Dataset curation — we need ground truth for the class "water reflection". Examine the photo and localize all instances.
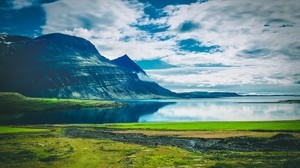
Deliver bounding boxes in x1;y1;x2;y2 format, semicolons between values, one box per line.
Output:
139;97;300;122
0;96;299;125
0;101;175;125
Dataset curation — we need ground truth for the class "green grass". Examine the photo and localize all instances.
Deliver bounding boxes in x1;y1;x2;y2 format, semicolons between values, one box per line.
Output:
0;127;299;168
0;126;47;134
0;92;121;113
103;120;300;131
0;133;203;168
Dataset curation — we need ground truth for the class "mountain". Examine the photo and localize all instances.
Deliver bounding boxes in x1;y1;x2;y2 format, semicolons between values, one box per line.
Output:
177;91;240;98
112;54;154;82
112;54;146;75
0;34;31;43
0;33;176;99
0;34;32;60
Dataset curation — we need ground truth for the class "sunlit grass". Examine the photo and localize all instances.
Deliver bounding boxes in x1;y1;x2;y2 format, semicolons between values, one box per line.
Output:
103;120;300;131
0;92;121;113
0;126;47;134
0;134;202;168
0;126;299;168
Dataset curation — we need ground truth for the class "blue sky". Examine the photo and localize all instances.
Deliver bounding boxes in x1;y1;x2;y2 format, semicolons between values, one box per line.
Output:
1;0;300;94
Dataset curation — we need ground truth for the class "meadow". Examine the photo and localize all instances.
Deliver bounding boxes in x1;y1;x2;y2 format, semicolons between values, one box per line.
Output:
1;122;300;168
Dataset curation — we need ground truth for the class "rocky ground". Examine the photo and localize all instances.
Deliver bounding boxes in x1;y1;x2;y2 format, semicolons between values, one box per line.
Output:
64;127;300;152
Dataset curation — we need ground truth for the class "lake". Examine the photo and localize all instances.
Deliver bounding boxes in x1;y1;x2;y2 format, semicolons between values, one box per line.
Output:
0;96;299;125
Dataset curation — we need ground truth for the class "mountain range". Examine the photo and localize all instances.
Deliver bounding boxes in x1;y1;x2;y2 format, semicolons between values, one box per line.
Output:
0;33;239;99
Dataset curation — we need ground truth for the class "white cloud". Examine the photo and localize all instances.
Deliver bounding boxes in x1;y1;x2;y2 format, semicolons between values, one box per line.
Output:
12;0;33;9
41;0;300;93
151;0;300;93
146;61;300;93
42;0;174;59
163;0;300;61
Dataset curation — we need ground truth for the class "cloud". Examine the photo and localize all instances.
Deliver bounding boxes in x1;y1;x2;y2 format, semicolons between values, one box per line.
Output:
42;0;177;59
136;58;177;69
43;0;142;33
0;2;45;36
178;20;200;32
165;0;300;54
193;63;231;67
134;24;170;35
9;0;58;9
12;0;33;9
177;38;221;53
279;42;300;60
238;48;271;59
138;0;200;9
145;62;300;94
40;0;300;94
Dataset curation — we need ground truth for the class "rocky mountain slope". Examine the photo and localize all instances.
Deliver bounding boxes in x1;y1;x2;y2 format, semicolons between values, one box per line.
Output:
112;54;146;75
0;33;176;99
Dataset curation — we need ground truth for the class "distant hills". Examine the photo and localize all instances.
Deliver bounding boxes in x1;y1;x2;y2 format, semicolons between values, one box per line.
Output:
177;92;240;98
0;33;239;99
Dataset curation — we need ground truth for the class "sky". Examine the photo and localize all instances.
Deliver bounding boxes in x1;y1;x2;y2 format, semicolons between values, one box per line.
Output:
1;0;300;95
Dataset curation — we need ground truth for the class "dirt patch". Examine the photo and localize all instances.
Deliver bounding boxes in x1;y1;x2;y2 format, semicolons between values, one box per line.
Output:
111;130;300;138
64;127;300;152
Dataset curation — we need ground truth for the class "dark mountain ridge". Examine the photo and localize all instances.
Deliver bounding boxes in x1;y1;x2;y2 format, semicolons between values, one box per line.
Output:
0;33;240;99
112;54;146;75
0;33;176;99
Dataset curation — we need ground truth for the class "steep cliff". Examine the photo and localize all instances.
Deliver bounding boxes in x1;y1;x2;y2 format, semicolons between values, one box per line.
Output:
112;54;146;75
0;33;176;99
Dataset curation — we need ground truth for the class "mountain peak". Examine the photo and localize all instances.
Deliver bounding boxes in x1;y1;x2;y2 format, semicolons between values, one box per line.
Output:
118;54;132;61
31;33;108;62
112;54;146;75
34;33;84;41
34;33;93;46
0;33;176;99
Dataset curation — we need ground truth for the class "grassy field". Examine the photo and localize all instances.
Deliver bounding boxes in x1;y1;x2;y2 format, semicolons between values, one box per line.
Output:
0;135;202;168
102;120;300;131
0;126;299;168
0;126;48;134
63;120;300;139
0;92;121;113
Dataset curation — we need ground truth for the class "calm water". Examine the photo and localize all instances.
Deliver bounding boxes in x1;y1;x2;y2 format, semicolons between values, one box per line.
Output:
138;96;300;122
1;96;299;125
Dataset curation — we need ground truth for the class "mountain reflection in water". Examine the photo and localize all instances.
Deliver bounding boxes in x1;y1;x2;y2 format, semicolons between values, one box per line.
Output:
1;96;299;125
0;101;175;125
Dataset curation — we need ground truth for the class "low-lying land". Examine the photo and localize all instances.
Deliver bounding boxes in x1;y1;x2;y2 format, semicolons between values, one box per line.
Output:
102;120;300;131
1;121;300;167
0;92;121;113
